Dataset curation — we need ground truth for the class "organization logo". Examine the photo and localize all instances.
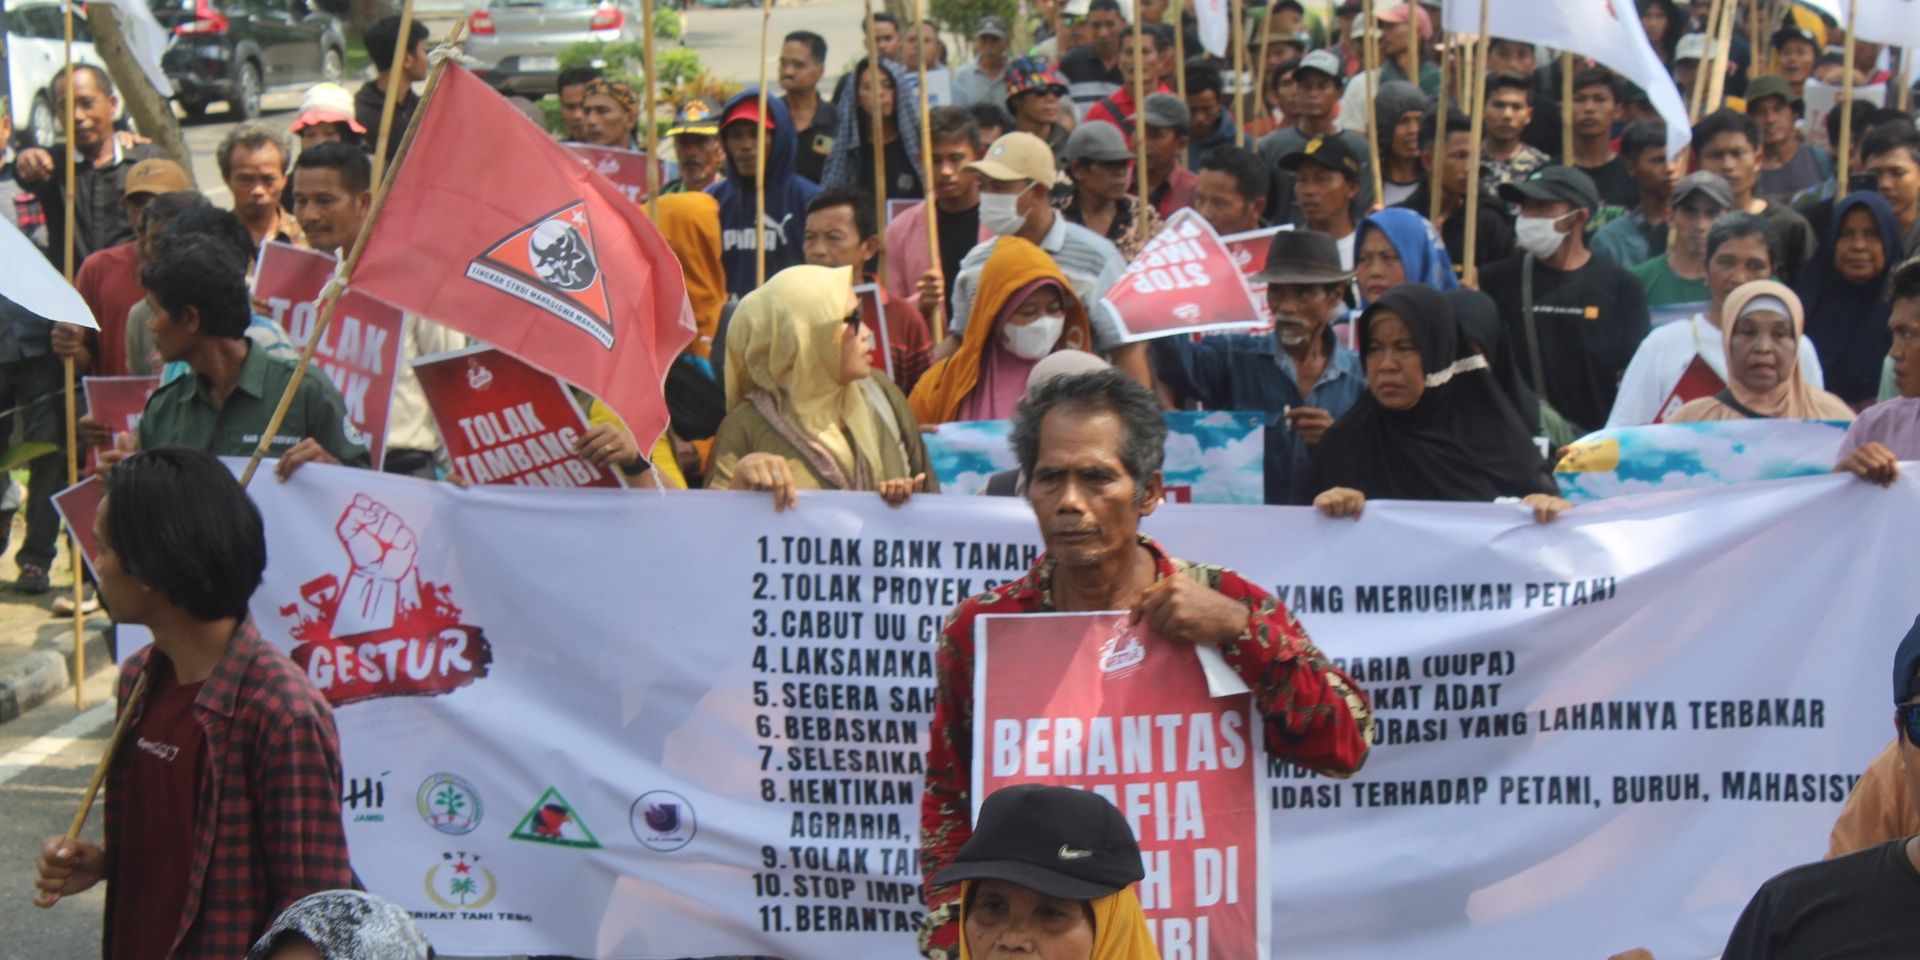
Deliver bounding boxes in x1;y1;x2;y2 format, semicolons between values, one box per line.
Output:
465;201;617;349
277;495;494;705
510;786;602;849
630;790;697;852
466;356;494;391
342;769;390;823
424;851;497;910
1097;622;1147;677
419;773;484;836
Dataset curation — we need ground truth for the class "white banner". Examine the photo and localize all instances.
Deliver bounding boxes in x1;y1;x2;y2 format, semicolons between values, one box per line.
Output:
234;465;1920;958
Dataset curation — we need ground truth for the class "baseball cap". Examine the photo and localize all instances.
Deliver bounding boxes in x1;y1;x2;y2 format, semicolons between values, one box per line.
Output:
1498;165;1601;214
969;132;1058;187
1143;92;1189;129
1278;134;1362;180
666;98;722;137
1672;170;1734;211
289;82;366;135
1065;122;1134;163
1745;75;1800;112
976;15;1009;38
1254;230;1353;285
1296;49;1343;82
930;784;1145;900
1771;7;1825;50
1675;33;1709;63
1063;0;1092;17
1005;57;1071;106
1896;614;1920;704
721;98;776;132
123;159;192;200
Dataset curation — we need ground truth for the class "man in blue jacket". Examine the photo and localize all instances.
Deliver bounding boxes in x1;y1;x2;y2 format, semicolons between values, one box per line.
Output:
710;91;821;296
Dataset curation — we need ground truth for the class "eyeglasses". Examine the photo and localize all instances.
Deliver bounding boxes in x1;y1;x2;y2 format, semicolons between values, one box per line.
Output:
1901;703;1920;749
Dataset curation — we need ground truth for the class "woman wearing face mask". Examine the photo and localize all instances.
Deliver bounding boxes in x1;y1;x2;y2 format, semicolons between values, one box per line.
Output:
1354;207;1460;306
1668;279;1856;423
1796;192;1900;407
709;265;938;510
911;237;1093;424
1301;284;1570;521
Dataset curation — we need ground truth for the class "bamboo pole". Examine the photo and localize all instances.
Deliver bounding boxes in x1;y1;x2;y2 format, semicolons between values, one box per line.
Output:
1705;0;1737;113
371;0;418;186
1560;53;1573;163
61;0;83;710
913;0;943;341
755;0;773;285
1363;0;1384;205
1429;34;1448;225
1229;0;1246;146
1838;0;1859;180
1174;2;1187;103
1689;0;1726;121
643;0;659;219
1133;3;1151;242
1898;47;1912;113
239;23;469;488
1463;1;1491;285
1251;2;1274;137
864;2;888;279
1403;4;1419;89
41;671;148;868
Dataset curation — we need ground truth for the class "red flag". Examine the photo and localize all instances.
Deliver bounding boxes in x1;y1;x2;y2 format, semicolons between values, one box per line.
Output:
350;65;694;454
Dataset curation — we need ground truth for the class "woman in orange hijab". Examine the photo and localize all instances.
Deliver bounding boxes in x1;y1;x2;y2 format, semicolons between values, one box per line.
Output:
652;192;727;358
932;784;1159;960
910;237;1093;425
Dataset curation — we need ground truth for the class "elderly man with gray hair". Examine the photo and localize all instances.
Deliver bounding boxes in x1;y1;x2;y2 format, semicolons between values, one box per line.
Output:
217;120;302;247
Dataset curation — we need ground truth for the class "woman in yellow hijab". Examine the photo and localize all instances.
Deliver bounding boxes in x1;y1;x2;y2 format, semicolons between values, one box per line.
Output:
652;192;727;359
933;784;1159;960
709;265;938;508
910;236;1093;425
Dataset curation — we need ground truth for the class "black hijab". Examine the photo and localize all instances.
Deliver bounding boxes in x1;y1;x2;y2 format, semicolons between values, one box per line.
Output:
1446;288;1541;432
1296;285;1558;504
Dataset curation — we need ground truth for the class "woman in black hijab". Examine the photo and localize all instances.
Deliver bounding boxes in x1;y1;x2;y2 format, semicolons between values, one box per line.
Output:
1296;284;1571;520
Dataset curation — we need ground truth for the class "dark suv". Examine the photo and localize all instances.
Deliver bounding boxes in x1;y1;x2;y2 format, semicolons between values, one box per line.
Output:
149;0;346;119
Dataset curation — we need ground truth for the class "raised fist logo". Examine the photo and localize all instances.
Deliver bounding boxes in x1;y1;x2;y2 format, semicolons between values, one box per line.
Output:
332;494;423;636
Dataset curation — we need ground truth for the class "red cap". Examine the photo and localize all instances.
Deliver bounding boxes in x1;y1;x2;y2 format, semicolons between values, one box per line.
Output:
721;99;776;131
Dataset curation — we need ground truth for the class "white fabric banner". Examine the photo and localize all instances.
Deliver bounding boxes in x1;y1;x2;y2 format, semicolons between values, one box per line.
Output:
0;218;97;329
1194;0;1231;57
1441;0;1692;158
1798;0;1920;58
234;464;1920;958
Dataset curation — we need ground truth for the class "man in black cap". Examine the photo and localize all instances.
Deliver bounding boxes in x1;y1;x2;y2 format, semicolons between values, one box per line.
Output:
1479;165;1651;436
954;16;1013;109
929;784;1151;955
1278;135;1363;268
1257;50;1373;225
1150;230;1367;504
1718;614;1920;959
1748;75;1832;203
1771;15;1821;101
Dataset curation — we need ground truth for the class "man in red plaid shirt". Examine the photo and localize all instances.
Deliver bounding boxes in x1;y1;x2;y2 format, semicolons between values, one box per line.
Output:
34;448;354;959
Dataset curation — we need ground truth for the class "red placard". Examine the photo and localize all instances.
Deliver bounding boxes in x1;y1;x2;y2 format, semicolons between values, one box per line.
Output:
1655;353;1726;423
852;282;894;380
975;612;1267;958
1103;209;1268;343
564;142;668;205
887;198;920;224
255;242;406;466
51;476;104;572
82;375;158;471
1221;225;1285;336
412;345;622;489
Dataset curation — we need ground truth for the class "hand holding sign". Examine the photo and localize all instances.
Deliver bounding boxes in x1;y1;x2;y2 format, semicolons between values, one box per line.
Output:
1130;575;1252;648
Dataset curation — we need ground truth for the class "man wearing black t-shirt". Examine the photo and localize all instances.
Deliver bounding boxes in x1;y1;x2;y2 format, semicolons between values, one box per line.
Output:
1719;615;1920;960
1695;107;1817;284
1569;68;1638;234
1480;166;1651;436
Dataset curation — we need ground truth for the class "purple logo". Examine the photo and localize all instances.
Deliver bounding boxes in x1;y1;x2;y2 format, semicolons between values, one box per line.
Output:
630;790;696;852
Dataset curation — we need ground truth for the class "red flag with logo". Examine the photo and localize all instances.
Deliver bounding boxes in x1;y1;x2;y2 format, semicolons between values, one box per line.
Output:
350;65;694;455
1103;209;1268;343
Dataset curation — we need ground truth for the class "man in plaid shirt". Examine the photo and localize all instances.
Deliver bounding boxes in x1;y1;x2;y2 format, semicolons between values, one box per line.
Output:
34;448;354;959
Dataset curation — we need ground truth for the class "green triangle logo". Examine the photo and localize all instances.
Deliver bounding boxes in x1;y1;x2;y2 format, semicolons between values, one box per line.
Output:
509;787;601;849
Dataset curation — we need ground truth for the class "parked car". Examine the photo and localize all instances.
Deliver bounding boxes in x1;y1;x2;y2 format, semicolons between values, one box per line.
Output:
148;0;346;119
5;1;112;147
466;0;646;96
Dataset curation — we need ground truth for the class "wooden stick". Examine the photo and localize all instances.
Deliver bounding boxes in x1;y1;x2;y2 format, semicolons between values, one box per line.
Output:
755;0;772;286
372;0;418;186
61;0;83;711
1229;0;1246;147
238;22;468;488
1689;0;1724;121
1133;3;1151;242
643;0;659;219
1838;0;1859;181
1463;1;1491;286
1363;0;1384;205
864;1;888;279
1403;3;1419;90
56;672;148;850
1174;4;1187;103
1706;0;1737;114
913;0;943;341
1898;46;1913;114
1429;33;1448;226
1251;1;1274;137
1560;53;1573;164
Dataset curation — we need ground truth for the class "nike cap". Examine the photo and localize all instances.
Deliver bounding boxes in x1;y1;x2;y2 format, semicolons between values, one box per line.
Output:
931;784;1144;900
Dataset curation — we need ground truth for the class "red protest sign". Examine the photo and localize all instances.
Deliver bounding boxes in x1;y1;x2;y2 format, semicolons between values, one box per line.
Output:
1221;226;1285;336
255;242;406;466
51;476;104;573
412;345;622;489
82;376;157;471
1103;209;1267;343
565;143;668;205
852;282;893;380
975;612;1268;959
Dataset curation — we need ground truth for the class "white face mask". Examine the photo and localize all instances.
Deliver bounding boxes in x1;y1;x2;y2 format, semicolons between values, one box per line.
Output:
1514;212;1573;259
1002;313;1065;360
981;189;1029;236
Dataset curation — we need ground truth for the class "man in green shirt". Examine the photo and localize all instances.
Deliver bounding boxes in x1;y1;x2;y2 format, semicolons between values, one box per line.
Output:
1630;171;1731;309
83;234;368;478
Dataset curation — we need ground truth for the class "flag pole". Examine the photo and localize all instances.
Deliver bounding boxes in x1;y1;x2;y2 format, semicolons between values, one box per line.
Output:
643;0;659;220
864;1;888;278
913;0;943;341
1560;53;1573;163
1251;1;1274;137
1838;0;1859;180
371;0;418;187
41;671;148;870
1403;5;1419;88
1229;0;1246;146
1689;0;1724;121
1174;1;1187;103
238;22;469;488
1429;33;1448;226
1133;1;1152;241
1463;0;1491;286
755;0;772;286
60;0;83;710
1362;0;1384;205
1705;0;1737;113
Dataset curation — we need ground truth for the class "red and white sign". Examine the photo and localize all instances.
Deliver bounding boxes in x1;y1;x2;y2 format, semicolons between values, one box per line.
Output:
1222;225;1285;335
412;345;622;489
974;612;1268;959
1104;209;1268;343
852;282;894;379
564;142;668;205
255;242;406;467
51;476;104;570
82;375;158;471
1655;354;1725;423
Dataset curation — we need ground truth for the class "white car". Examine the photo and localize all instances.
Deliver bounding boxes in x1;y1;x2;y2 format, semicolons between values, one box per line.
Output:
6;1;113;148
